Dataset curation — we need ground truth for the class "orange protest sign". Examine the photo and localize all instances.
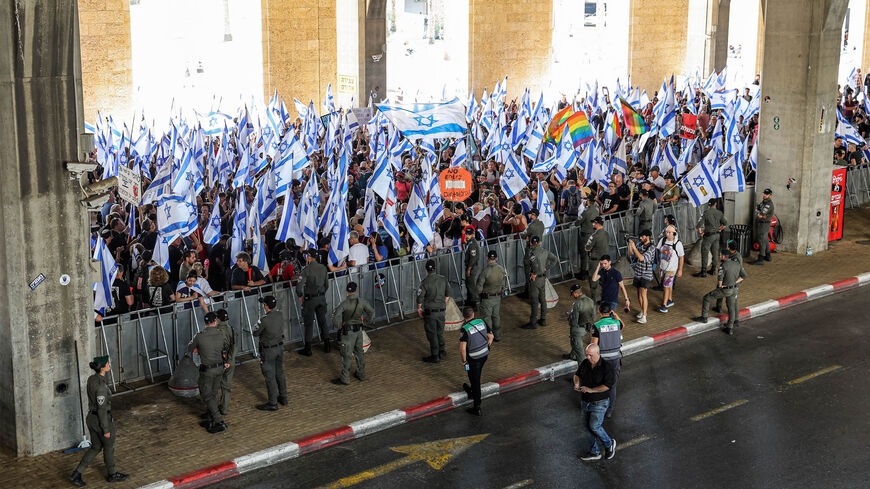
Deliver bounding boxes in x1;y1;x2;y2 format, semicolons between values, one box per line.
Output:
440;167;473;202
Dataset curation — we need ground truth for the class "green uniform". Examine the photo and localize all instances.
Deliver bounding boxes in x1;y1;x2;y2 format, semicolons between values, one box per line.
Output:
332;295;375;383
566;294;597;361
578;205;599;274
522;219;546;292
417;272;450;358
464;238;481;306
697;207;728;272
475;262;507;340
701;257;747;329
636;197;656;234
528;245;558;325
585;228;610;301
75;373;117;475
754;198;775;259
253;310;287;405
297;261;329;345
716;251;743;310
217;320;238;415
188;326;227;424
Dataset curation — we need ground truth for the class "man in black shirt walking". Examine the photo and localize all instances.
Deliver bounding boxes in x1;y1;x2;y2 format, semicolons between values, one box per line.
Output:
574;343;617;461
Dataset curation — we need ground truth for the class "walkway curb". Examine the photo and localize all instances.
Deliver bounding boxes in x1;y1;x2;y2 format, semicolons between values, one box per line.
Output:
138;271;870;489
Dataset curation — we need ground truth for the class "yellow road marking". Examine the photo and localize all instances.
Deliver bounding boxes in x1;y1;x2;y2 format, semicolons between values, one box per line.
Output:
502;479;534;489
690;399;749;422
620;434;654;449
315;434;489;489
787;365;842;385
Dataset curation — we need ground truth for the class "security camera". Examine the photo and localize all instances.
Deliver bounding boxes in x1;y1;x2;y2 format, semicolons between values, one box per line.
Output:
65;161;98;174
80;192;111;210
82;176;118;196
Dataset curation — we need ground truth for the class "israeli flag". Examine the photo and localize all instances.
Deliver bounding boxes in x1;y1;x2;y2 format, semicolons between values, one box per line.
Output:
658;76;677;137
428;174;444;229
610;139;628;176
451;139;467;167
275;189;296;242
255;168;277;225
662;142;679;176
523;120;544;162
718;155;745;193
404;183;433;249
157;192;197;238
92;236;118;315
536;179;555;232
836;109;866;146
380;180;401;251
362;187;379;237
369;143;394;200
709;118;724;154
683;157;721;207
230;191;248;260
300;174;320;249
677;138;695;176
501;152;530;199
376;98;467;142
251;209;269;272
232;144;252;189
142;162;172;204
203;197;222;246
466;92;479;122
328;195;350;266
748;142;758;171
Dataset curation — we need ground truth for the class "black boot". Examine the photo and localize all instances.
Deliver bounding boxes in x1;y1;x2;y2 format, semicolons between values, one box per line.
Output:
692;271;707;278
207;421;227;434
466;406;482;416
106;472;130;483
298;345;313;356
323;339;332;353
422;355;440;363
69;471;86;487
256;403;278;411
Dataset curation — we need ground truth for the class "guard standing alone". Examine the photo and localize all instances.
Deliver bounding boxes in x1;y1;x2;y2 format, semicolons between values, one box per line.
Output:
216;308;237;416
693;249;747;335
188;311;228;433
464;227;481;309
475;250;507;341
522;235;558;329
417;259;450;363
253;296;288;410
297;249;330;355
69;356;130;486
563;283;597;361
331;281;375;385
585;217;610;302
751;188;775;265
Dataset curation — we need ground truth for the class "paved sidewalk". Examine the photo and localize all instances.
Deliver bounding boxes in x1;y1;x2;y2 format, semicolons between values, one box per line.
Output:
4;208;870;489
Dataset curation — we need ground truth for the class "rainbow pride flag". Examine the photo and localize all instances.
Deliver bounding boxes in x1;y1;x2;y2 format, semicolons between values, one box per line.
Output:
609;110;622;139
545;106;574;143
619;97;648;136
566;110;594;149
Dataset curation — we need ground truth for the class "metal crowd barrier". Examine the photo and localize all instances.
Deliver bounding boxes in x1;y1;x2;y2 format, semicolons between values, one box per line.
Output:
844;164;870;209
97;202;702;392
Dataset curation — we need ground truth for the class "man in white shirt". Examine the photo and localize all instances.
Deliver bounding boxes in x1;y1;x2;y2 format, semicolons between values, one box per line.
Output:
347;231;370;272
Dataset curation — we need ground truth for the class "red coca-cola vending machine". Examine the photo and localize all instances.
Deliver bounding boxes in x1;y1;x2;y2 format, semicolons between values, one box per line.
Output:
829;168;846;242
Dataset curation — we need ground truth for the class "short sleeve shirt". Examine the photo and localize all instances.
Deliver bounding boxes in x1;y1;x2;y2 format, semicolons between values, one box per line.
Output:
598;267;623;303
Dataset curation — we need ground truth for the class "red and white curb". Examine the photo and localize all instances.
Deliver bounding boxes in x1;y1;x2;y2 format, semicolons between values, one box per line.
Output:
139;272;870;489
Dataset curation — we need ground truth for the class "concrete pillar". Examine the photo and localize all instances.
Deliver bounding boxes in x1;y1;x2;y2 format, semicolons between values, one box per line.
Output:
0;0;94;455
756;0;848;254
628;0;690;94
468;0;552;100
703;0;731;75
262;0;337;117
77;0;133;122
755;0;765;76
359;0;386;103
863;0;870;71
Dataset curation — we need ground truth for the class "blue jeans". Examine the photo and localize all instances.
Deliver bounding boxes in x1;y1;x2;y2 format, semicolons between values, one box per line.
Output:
582;399;612;454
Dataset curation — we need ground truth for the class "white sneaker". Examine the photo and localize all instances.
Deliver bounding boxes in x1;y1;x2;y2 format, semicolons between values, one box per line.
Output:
635;312;643;319
638;315;647;324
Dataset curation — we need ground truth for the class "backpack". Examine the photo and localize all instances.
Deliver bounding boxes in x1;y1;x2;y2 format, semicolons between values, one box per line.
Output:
563;188;580;217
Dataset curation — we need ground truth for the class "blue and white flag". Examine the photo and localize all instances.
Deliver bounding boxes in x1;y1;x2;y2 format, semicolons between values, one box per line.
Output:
536;179;555;232
748;141;758;171
662;142;679;176
324;83;336;114
404;183;433;249
677;138;695;176
610;139;627;176
142;161;172;204
451;139;467;167
362;187;379;237
369;141;395;200
250;209;269;272
718;154;745;193
501;151;530;199
709;118;724;154
300;173;320;249
836;109;866;146
230;190;248;260
93;236;118;315
380;180;401;251
328;195;350;266
275;189;296;242
152;231;173;272
683;156;721;207
157;192;197;238
657;75;677;137
255;168;277;224
203;197;222;246
428;174;444;229
523;120;545;162
376;98;467;142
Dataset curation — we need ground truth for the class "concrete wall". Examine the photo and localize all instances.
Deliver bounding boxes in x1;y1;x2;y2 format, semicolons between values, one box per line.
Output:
261;0;337;116
863;0;870;71
78;0;133;122
468;0;552;100
0;0;94;455
628;0;690;94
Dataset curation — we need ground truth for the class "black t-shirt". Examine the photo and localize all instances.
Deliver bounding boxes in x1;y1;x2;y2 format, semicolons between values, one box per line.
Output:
110;278;134;315
600;192;619;214
576;359;616;402
168;245;183;284
230;266;265;288
140;231;157;252
616;184;631;211
149;282;175;307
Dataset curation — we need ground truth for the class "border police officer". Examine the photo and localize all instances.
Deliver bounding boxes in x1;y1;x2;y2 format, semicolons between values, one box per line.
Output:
476;250;507;341
694;198;728;277
585;216;610;302
693;249;747;335
188;311;228;433
751;188;775;265
464;227;481;309
69;356;129;486
254;296;288;410
564;283;597;361
216;308;237;416
577;192;599;280
522;235;558;329
417;259;450;363
297;249;330;355
332;282;375;385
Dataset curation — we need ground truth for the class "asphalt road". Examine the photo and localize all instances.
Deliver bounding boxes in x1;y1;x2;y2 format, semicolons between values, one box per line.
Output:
214;287;870;489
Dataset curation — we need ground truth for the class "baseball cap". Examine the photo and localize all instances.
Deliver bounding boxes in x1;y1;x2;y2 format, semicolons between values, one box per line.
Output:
592;216;604;225
528;208;540;217
425;259;437;271
216;309;229;321
487;250;498;259
763;188;772;195
204;311;218;323
570;283;583;293
346;281;358;293
530;235;541;244
258;295;278;308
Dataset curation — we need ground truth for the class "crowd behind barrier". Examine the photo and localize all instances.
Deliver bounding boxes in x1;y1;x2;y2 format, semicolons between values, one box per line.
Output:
844;163;870;209
97;201;705;392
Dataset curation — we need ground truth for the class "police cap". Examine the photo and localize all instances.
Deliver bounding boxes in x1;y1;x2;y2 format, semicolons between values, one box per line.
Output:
530;235;541;244
258;295;278;308
204;311;219;324
306;249;319;259
216;309;229;321
528;208;540;217
592;216;604;225
487;250;498;260
346;281;358;293
570;283;583;293
425;259;437;271
763;188;772;195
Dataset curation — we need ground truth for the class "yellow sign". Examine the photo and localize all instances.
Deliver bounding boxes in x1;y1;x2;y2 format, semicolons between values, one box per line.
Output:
337;74;357;94
316;434;489;489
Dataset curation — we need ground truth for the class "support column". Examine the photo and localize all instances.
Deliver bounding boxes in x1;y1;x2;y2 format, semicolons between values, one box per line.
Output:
262;0;337;116
703;0;731;75
77;0;133;122
863;0;870;71
359;0;386;103
628;0;690;94
755;0;765;76
756;0;848;254
469;0;552;100
0;0;93;455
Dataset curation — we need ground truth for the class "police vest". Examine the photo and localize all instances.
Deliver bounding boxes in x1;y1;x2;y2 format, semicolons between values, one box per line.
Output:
594;317;622;359
462;319;490;359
